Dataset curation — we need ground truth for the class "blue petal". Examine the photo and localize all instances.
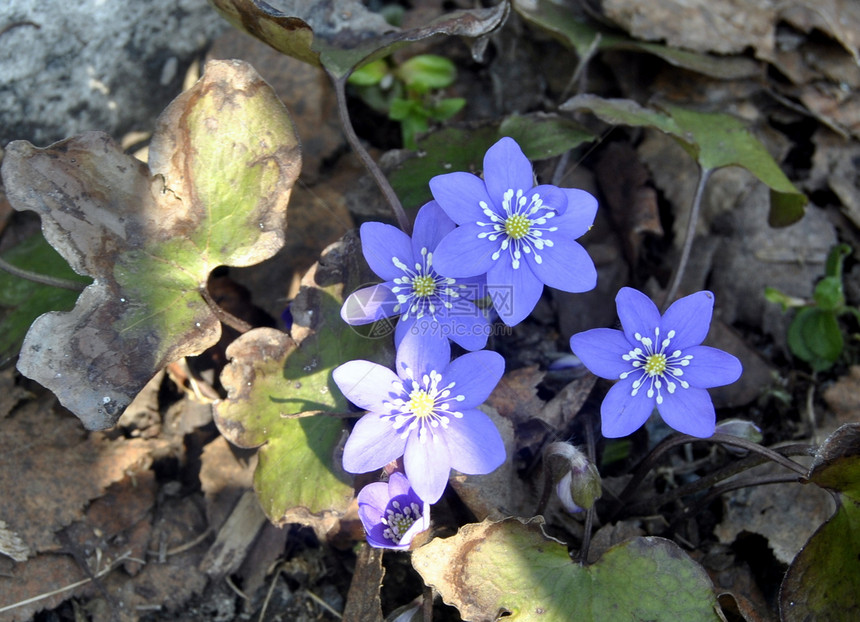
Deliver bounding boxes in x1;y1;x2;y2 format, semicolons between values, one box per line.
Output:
559;188;598;234
530;184;567;214
341;284;399;325
678;346;742;388
600;377;655;437
446;408;506;474
360;222;414;281
616;287;661;345
403;433;451;503
661;291;714;349
429;172;495;224
483;137;534;203
387;471;412;497
342;413;407;473
364;523;406;550
333;360;401;411
412;201;456;258
524;239;596;293
442;350;505;408
445;307;490;351
433;224;499;277
395;328;451;379
569;328;632;379
657;386;716;437
487;259;543;326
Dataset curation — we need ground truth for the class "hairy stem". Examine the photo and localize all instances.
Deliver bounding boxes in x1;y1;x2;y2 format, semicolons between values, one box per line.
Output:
329;71;411;233
608;432;809;521
200;287;252;334
0;256;87;291
661;167;712;312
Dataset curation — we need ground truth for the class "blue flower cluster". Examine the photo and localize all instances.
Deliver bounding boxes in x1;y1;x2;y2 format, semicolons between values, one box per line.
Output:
333;137;742;549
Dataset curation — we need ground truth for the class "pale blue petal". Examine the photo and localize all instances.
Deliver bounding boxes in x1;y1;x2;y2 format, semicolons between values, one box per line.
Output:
661;291;714;349
616;287;661;345
483;137;534;202
387;471;412;497
559;188;598;234
433;225;499;277
342;413;406;473
524;239;596;293
357;481;389;517
360;222;414;281
341;284;399;325
333;360;401;412
395;328;451;379
600;377;655;438
412;201;456;257
569;328;633;379
429;172;495;224
487;259;543;326
403;433;451;503
657;386;716;438
446;408;506;475
678;346;742;388
442;351;505;408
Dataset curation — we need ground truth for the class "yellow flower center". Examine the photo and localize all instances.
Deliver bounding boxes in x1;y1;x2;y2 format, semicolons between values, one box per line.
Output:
412;274;436;297
504;213;531;240
644;353;667;376
406;390;435;419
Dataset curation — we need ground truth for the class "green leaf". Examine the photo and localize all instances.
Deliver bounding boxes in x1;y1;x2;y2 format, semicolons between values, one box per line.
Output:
513;0;760;80
825;243;852;278
560;95;807;227
348;59;389;86
787;307;843;372
0;234;91;364
412;518;722;621
208;0;509;79
396;54;458;92
213;232;392;527
780;424;860;621
390;114;595;209
428;97;466;121
0;59;300;429
813;276;845;312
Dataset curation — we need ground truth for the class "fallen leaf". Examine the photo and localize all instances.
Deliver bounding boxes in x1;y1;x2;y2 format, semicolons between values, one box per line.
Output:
1;59;300;429
486;365;545;424
412;518;722;622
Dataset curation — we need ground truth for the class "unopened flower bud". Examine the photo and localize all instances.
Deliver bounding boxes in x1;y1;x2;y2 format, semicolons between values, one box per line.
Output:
545;442;602;513
715;418;763;456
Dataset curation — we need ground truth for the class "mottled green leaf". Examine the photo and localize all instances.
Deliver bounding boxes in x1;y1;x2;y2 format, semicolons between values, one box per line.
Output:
780;424;860;621
390;114;594;209
412;518;721;622
0;234;91;364
560;95;807;226
208;0;509;79
213;232;392;527
0;59;300;429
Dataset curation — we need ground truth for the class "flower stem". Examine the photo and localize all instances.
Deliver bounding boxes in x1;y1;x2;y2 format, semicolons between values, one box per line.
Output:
607;432;809;521
328;71;411;234
200;287;252;334
661;167;712;312
0;256;86;291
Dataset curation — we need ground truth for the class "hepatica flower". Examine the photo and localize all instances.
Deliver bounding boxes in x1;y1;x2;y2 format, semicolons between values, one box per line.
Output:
357;472;430;550
569;288;742;438
333;337;506;504
341;201;488;352
430;136;598;326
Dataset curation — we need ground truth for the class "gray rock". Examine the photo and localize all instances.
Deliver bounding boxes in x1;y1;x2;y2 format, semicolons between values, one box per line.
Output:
0;0;227;147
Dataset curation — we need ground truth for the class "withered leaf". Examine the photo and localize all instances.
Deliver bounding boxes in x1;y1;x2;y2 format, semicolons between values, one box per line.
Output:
1;59;300;429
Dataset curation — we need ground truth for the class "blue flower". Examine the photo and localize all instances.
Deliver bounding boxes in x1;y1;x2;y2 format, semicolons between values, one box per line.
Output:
429;137;598;326
332;336;506;504
340;201;489;355
357;472;430;550
569;288;743;438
